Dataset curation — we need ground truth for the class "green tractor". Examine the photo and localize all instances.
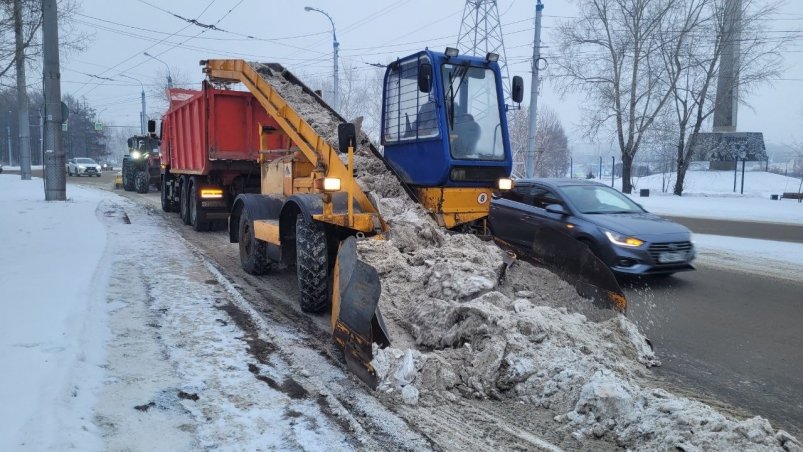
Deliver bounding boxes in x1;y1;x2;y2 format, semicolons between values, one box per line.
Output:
122;121;161;193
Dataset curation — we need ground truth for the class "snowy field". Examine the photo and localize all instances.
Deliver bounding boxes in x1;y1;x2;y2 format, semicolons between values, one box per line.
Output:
623;170;803;224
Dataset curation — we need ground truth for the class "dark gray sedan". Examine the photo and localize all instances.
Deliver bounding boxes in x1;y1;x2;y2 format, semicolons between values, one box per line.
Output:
489;178;695;276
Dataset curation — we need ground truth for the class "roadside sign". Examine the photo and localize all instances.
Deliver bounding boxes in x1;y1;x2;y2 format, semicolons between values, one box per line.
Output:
94;121;103;131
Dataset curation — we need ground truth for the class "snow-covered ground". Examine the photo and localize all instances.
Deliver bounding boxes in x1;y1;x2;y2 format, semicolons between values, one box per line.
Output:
0;176;356;450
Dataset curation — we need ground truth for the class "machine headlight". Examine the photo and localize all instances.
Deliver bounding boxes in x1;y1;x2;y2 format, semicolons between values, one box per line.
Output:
131;150;142;159
322;177;341;192
603;230;644;247
497;178;513;190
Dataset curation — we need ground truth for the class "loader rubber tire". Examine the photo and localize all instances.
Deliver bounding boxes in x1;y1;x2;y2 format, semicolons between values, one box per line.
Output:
122;164;135;192
179;177;191;225
190;178;209;232
295;216;329;313
134;171;149;193
238;209;270;275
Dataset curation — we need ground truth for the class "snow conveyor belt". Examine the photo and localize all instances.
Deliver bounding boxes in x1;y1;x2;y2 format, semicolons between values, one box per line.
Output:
244;62;801;452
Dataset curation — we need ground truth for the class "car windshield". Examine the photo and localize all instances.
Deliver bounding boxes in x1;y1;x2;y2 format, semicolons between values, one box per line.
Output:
76;158;97;164
562;185;644;214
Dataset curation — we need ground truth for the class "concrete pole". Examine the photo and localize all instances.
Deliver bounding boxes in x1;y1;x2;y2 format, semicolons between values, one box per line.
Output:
14;0;31;180
42;0;65;200
525;0;544;178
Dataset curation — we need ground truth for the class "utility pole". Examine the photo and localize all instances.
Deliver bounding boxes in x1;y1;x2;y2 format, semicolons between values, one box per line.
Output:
14;0;32;180
525;0;544;178
42;0;65;200
6;111;12;166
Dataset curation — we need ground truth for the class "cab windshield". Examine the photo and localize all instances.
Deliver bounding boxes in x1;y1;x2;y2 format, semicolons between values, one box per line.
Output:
441;63;504;161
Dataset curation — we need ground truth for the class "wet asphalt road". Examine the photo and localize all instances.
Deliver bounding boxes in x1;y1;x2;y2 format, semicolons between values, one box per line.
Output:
625;267;803;436
22;171;802;437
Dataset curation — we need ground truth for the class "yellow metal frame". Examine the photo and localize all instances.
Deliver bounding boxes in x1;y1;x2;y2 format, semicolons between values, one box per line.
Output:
204;59;386;234
416;187;493;229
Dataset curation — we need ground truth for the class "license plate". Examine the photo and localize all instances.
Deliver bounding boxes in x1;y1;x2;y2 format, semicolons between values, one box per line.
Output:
658;251;684;263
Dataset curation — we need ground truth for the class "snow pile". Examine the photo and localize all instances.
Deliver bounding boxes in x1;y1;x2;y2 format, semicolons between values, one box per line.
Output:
247;64;800;451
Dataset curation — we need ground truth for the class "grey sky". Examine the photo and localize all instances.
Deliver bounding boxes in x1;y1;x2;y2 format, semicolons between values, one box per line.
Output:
64;0;803;147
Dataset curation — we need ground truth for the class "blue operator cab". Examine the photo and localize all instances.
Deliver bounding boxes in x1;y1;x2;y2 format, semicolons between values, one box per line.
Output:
381;48;522;189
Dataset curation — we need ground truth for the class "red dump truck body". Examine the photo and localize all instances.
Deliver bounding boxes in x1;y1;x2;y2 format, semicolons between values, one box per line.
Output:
161;84;287;175
159;83;292;229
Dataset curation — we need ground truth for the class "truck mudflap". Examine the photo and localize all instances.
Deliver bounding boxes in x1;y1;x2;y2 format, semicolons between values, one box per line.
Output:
331;236;390;389
494;229;627;314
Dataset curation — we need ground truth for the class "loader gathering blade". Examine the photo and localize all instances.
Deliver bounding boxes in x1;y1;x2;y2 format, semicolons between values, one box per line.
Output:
494;229;627;313
331;236;390;389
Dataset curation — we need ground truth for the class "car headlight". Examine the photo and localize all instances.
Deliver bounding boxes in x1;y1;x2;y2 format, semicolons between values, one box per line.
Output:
131;150;142;159
78;165;85;169
603;230;644;247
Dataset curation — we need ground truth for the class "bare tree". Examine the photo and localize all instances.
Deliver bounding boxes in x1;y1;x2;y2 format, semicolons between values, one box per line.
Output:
556;0;699;193
0;0;87;87
664;0;785;195
509;106;570;178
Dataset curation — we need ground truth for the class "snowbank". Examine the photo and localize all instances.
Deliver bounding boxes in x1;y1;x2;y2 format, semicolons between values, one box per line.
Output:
0;177;110;450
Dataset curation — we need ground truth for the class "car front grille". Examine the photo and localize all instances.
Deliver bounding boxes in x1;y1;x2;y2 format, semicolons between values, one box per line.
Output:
648;241;693;264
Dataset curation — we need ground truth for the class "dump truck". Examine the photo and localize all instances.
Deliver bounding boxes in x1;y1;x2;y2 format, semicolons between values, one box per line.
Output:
159;86;289;231
122;123;161;193
161;49;625;387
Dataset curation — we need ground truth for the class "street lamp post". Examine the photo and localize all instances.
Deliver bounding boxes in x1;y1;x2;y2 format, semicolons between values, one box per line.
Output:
143;52;173;90
120;74;146;134
304;6;339;112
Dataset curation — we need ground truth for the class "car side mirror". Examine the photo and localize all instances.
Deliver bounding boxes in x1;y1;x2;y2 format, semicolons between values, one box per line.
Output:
511;76;524;104
545;204;568;215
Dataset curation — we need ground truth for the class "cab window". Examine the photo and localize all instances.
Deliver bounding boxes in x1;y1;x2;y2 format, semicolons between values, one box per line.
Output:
383;55;438;143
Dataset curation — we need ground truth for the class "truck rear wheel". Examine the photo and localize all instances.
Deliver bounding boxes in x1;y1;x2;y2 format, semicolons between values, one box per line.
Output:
134;171;149;193
296;216;329;313
161;177;177;212
179;176;191;225
238;209;270;275
190;177;210;231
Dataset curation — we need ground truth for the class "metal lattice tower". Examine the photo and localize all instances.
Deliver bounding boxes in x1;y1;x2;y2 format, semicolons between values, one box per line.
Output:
456;0;512;96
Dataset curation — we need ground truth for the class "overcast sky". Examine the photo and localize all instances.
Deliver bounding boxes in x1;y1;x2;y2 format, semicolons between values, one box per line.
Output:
62;0;803;149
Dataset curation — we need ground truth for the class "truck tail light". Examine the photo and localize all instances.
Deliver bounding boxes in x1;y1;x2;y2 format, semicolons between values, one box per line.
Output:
200;188;224;199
